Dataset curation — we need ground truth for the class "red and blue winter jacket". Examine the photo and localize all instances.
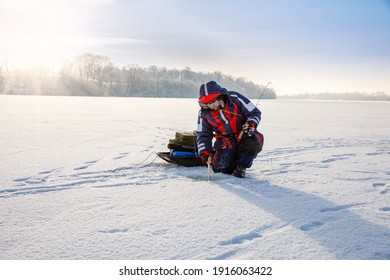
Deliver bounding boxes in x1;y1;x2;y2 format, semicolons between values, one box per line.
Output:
196;91;261;156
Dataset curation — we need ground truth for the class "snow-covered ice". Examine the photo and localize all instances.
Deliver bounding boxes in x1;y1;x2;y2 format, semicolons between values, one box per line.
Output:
0;95;389;259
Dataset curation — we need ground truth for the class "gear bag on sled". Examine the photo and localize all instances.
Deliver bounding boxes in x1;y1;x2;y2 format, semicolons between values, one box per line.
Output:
157;131;204;167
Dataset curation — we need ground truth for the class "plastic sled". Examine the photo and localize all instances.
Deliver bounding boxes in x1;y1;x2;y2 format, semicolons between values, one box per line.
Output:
157;152;204;167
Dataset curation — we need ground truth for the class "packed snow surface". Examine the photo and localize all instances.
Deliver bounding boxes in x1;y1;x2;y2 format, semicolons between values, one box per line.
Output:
0;95;389;259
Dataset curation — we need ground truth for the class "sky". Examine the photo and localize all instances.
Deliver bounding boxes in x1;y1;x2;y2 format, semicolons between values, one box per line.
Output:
0;0;390;95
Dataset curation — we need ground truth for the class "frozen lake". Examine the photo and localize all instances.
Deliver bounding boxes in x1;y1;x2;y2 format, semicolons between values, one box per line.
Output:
0;95;389;259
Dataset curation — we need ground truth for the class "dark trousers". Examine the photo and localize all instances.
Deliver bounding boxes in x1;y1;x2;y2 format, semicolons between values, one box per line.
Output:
212;132;264;174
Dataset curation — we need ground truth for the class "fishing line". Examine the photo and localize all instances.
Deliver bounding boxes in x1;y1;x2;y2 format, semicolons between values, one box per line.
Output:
255;82;272;107
109;152;160;173
136;152;160;168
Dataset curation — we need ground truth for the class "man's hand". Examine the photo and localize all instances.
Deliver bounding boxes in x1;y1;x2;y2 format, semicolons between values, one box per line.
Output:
200;151;210;166
242;122;255;137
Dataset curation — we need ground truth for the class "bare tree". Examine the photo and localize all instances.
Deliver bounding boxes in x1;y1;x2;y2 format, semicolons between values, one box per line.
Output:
59;59;74;81
123;64;140;96
76;53;111;84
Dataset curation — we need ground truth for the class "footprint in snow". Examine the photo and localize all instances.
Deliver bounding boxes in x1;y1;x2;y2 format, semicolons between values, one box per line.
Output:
217;225;276;247
366;152;382;156
13;177;46;184
38;169;58;175
372;183;389;195
208;250;239;260
13;177;32;183
373;183;386;188
321;153;356;163
73;160;99;170
113;152;129;160
98;228;129;234
74;165;91;170
319;203;362;213
219;230;262;246
300;221;324;231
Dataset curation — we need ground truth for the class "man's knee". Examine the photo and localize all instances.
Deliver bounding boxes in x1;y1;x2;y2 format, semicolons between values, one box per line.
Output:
238;135;263;156
212;147;236;174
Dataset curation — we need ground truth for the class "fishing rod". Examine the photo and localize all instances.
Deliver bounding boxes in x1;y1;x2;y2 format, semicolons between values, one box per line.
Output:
238;81;272;139
255;81;272;107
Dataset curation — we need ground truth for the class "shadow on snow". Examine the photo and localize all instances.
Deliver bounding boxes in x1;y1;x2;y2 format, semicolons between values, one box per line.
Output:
214;177;390;260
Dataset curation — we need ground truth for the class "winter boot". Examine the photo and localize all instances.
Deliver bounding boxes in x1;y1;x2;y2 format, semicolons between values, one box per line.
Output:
233;165;246;178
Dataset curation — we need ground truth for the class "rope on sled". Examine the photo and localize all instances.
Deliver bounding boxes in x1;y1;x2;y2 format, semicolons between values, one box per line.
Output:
135;152;160;168
108;152;160;173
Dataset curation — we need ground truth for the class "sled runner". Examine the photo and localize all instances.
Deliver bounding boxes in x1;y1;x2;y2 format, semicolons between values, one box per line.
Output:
157;131;204;167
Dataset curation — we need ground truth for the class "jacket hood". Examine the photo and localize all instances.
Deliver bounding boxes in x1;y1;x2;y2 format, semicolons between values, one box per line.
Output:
198;81;228;103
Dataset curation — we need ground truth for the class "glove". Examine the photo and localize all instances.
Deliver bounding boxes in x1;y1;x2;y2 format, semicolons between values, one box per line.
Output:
200;151;210;166
242;122;256;137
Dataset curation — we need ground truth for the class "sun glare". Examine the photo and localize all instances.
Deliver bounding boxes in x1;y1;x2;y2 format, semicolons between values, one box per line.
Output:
0;0;89;70
3;35;91;70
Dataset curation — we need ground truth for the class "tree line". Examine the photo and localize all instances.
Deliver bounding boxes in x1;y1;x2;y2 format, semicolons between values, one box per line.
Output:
279;92;390;101
0;53;277;99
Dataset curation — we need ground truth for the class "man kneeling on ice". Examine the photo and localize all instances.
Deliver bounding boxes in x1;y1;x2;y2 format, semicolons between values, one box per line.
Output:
196;81;264;178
